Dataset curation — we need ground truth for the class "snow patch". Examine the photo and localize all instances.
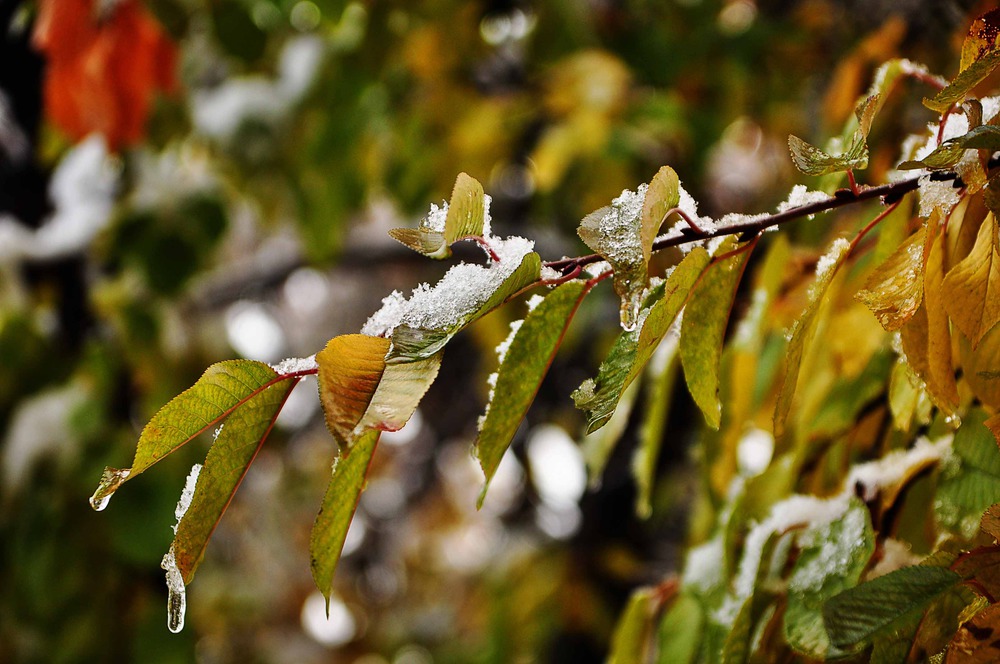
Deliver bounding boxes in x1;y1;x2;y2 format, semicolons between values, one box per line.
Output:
271;354;319;375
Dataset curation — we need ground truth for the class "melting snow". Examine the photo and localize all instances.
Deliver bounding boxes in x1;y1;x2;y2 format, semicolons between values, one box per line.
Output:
917;174;961;218
161;463;201;634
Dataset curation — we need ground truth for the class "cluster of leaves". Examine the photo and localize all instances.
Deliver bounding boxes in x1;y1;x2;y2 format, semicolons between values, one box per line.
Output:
90;7;1000;661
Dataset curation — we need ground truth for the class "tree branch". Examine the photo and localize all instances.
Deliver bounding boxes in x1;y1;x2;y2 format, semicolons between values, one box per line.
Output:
543;173;944;275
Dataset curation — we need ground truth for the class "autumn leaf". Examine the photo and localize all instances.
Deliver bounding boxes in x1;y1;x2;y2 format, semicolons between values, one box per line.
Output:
942;215;1000;348
316;335;390;451
788;94;878;176
33;0;178;150
924;49;1000;113
857;227;925;331
945;603;1000;664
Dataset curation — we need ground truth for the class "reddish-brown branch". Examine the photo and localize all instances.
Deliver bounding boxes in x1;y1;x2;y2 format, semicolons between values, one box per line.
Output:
849;200;901;254
542;173;931;277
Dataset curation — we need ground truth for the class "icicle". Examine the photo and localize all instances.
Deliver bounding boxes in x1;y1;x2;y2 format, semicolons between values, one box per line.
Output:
89;467;131;511
161;548;187;633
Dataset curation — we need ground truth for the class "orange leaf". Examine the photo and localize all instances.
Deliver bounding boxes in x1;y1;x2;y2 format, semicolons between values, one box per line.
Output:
33;0;178;150
316;335;390;451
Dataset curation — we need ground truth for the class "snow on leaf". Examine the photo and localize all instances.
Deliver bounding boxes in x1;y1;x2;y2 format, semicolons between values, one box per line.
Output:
310;430;379;606
773;237;851;442
924;49;1000;113
822;565;962;651
476;281;589;508
316;335;390;451
388;172;487;259
573;247;709;433
856;226;926;331
680;238;750;430
89;360;284;510
171;377;298;584
783;499;875;660
577;185;651;330
942;214;1000;348
385;241;541;361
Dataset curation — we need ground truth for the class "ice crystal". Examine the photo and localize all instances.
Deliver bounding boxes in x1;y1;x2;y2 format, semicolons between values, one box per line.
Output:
424;202;448;233
173;464;202;533
161;548;187;633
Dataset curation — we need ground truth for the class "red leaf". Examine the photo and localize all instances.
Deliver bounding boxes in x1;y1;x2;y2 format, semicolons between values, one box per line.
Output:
33;0;178;150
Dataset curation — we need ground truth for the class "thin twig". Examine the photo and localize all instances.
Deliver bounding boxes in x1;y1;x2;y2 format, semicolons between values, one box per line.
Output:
543;173;935;275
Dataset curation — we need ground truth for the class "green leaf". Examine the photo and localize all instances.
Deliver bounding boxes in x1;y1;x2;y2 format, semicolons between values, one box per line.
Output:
783;499;875;659
680;240;749;429
809;349;894;439
172;377;298;583
655;592;703;664
641;166;681;263
316;335;390;451
633;336;678;519
773;237;851;442
942;214;1000;348
581;371;639;486
822;565;963;651
788;94;878;176
899;126;1000;170
573;247;710;432
924;49;1000;113
310;430;379;604
856;226;926;331
937;409;1000;539
608;587;656;664
475;281;589;507
388;172;486;259
90;360;286;510
387;249;542;362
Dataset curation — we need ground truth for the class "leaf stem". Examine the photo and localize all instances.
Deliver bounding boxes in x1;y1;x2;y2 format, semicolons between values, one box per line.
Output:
848;200;901;254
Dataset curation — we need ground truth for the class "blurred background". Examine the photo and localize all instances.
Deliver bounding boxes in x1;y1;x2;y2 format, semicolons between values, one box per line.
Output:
0;0;986;662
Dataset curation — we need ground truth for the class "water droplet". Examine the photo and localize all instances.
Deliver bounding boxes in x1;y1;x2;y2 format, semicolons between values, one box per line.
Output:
89;467;131;511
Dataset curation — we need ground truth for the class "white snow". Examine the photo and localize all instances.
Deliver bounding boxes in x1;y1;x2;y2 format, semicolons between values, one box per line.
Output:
423;202;448;233
811;237;850;297
716;494;852;625
683;535;726;592
173;464;202;532
270;354;319;375
0;135;118;263
525;294;545;312
191;36;325;140
496;319;523;364
361;235;535;337
777;184;829;214
845;435;951;502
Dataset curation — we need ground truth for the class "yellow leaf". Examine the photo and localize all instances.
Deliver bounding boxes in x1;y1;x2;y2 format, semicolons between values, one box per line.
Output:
316;335;390;450
856;226;925;331
962;9;1000;72
942;214;1000;348
923;221;961;413
960;322;1000;410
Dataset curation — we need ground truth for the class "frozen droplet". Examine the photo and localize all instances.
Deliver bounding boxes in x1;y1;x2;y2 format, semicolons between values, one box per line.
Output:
620;296;641;331
89;467;131;511
161;548;187;633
